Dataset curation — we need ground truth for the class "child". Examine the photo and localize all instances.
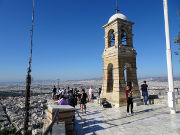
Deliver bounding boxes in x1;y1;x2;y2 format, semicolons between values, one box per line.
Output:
125;85;134;115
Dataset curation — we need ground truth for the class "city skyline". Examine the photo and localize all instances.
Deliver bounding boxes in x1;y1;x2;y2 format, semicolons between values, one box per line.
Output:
0;0;180;82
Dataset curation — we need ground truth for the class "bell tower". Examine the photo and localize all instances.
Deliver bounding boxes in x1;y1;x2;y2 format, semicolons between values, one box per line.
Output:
101;10;140;107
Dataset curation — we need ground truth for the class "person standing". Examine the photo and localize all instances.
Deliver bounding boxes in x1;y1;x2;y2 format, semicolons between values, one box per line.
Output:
57;88;63;99
68;90;76;107
73;88;78;97
98;88;102;97
64;87;70;97
141;81;149;105
68;90;76;121
63;88;67;97
67;87;70;94
52;85;57;100
88;88;93;102
61;88;65;95
80;89;88;114
125;85;134;115
57;88;60;99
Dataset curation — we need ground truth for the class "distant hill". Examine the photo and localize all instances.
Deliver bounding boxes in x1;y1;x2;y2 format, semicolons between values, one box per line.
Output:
138;77;180;82
0;76;180;84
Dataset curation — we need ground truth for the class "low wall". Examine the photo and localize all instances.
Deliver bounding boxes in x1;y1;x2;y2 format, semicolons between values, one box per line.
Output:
43;100;75;135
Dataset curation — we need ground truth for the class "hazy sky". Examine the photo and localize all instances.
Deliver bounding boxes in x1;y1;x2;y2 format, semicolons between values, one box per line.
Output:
0;0;179;82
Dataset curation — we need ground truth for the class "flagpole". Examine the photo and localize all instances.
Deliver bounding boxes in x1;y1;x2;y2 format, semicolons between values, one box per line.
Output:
163;0;176;114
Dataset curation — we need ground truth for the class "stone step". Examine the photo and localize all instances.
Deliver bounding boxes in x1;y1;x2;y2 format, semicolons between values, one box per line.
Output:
134;101;144;106
133;98;141;102
133;97;144;106
94;97;144;106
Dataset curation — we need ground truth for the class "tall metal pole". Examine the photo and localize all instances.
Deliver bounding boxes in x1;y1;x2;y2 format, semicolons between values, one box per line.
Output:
163;0;176;114
24;0;35;134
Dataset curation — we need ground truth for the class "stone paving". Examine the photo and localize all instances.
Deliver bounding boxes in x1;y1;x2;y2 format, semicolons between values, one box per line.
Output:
74;102;180;135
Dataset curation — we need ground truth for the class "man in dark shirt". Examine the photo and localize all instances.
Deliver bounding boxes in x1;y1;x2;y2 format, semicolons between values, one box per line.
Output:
141;81;148;105
52;85;57;100
68;90;76;107
98;88;102;97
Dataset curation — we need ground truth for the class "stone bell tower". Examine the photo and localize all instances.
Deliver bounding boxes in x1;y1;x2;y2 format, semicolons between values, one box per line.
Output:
101;11;141;107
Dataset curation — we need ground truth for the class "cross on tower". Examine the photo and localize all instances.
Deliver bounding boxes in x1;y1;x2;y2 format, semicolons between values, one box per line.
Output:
115;0;119;13
115;8;119;13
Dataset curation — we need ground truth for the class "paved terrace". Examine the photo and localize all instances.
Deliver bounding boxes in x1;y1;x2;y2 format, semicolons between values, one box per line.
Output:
74;102;180;135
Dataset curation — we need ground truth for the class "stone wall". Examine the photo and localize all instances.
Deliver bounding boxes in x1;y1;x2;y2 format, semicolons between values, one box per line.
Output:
43;102;75;135
101;17;140;107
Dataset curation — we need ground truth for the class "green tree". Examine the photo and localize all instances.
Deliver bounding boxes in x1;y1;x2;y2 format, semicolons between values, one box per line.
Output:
174;11;180;63
0;127;22;135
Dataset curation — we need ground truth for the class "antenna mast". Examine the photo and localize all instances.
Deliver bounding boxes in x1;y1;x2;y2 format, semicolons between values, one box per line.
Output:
24;0;35;134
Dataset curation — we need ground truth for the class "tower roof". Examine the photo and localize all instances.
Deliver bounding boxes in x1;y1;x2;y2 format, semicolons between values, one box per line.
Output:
108;13;127;23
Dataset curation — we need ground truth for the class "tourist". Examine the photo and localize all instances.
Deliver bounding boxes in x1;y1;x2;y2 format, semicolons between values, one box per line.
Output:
61;88;65;95
88;87;93;102
98;88;102;97
125;85;134;115
57;95;68;105
52;85;57;100
64;87;70;96
68;90;76;107
80;89;88;114
57;88;63;99
68;90;77;121
67;87;70;94
141;81;149;105
57;88;60;99
73;88;78;97
63;88;68;97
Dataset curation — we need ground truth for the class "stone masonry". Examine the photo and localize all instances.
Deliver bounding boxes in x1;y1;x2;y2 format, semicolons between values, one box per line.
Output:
101;13;141;107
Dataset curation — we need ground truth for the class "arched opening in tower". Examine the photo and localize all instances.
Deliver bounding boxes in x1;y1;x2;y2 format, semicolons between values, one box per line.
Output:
107;63;114;92
124;65;127;86
124;64;133;88
121;29;127;46
108;29;115;47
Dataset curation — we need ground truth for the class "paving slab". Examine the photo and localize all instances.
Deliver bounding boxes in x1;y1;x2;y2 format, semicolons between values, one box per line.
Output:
74;103;180;135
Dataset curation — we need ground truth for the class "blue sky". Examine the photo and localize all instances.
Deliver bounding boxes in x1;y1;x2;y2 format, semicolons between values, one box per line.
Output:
0;0;179;82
